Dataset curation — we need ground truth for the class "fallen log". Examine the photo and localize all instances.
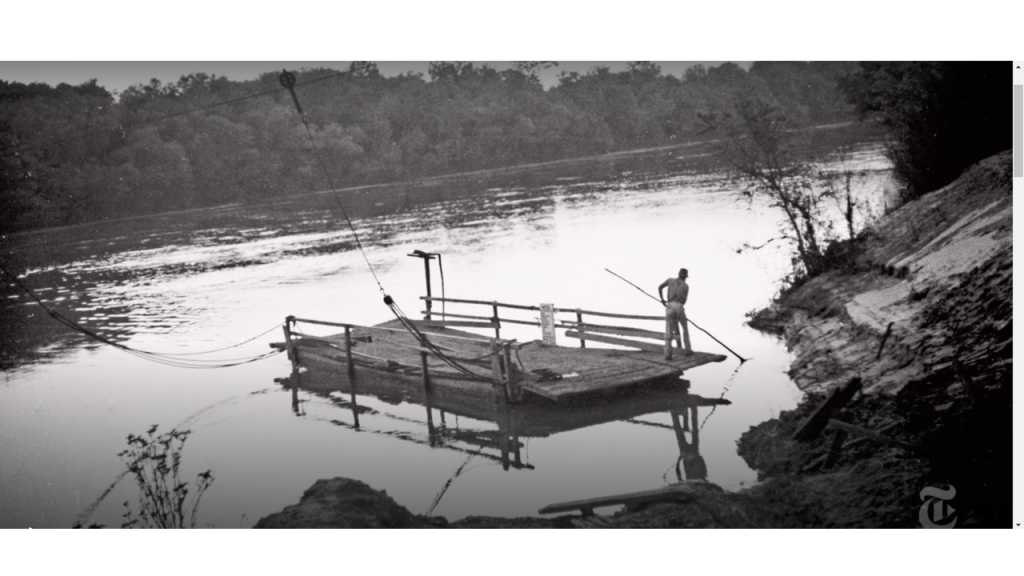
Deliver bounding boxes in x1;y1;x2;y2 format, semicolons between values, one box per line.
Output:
802;422;900;472
538;484;696;517
792;377;862;442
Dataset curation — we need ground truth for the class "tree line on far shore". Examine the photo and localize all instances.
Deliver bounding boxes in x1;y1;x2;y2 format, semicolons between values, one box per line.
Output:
1;61;858;233
2;61;1009;236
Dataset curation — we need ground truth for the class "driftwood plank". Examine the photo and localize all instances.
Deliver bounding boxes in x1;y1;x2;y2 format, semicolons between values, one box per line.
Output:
538;484;696;515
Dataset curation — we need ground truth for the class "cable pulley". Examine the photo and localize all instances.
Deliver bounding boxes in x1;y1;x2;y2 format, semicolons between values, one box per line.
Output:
279;69;304;116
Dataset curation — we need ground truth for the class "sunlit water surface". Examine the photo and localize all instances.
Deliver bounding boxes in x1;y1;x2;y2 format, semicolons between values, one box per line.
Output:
0;134;891;527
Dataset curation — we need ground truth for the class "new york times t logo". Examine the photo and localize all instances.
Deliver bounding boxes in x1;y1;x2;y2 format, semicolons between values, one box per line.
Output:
919;485;957;528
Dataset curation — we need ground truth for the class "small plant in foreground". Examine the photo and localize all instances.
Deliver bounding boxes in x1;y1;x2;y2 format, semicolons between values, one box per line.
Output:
118;425;214;528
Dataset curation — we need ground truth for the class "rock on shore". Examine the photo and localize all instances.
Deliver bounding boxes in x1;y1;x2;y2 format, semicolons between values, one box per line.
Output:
253;477;566;528
254;478;426;528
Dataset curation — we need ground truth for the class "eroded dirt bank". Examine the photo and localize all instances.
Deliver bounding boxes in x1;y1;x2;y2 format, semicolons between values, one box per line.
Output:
736;150;1012;528
256;151;1012;528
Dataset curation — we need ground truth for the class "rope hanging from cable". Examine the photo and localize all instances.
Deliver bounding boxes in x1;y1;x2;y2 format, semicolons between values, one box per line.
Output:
282;70;502;386
2;265;284;369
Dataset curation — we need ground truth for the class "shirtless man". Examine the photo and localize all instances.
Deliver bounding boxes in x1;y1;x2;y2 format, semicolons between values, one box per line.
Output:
658;268;693;360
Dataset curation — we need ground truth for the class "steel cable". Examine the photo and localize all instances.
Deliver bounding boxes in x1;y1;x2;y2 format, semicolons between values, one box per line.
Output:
3;265;284;369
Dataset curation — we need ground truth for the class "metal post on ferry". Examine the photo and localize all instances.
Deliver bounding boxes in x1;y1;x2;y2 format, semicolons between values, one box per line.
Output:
283;315;298;373
408;250;436;320
576;309;585;348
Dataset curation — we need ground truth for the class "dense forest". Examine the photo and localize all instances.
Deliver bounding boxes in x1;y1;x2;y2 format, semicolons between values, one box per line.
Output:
2;61;862;233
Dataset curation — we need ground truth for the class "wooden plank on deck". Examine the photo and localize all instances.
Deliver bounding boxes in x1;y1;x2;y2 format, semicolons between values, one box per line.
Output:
560;323;665;341
521;360;682;400
564;331;663;353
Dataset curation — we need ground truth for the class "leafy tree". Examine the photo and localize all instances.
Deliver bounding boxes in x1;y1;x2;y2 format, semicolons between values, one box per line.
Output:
348;61;381;78
108;126;194;212
684;64;708;84
509;61;557;89
181;113;254;204
1;121;53;232
706;62;748;85
717;96;831;277
428;61;476;83
120;78;179;109
627;61;662;82
839;62;1010;197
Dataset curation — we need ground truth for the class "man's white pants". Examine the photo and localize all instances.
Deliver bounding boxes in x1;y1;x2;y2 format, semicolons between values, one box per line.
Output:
665;301;692;359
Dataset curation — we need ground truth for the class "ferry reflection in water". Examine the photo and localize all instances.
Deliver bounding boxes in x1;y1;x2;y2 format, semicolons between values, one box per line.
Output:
281;363;731;476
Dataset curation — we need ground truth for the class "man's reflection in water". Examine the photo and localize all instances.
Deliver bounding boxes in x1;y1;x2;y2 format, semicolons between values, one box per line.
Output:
671;405;708;481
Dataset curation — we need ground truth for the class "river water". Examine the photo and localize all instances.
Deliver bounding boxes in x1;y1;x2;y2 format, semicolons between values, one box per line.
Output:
0;127;891;527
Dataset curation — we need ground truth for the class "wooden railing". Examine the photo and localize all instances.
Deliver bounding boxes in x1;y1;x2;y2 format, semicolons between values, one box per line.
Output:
285;297;676;406
420;296;670;351
286;315;526;402
290;316;526;348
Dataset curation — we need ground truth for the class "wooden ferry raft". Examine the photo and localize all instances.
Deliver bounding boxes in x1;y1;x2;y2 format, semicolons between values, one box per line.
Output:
279;296;727;403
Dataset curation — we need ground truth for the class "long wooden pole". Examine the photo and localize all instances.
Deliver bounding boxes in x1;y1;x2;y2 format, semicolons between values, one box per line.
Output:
423;258;433;320
604;269;748;363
